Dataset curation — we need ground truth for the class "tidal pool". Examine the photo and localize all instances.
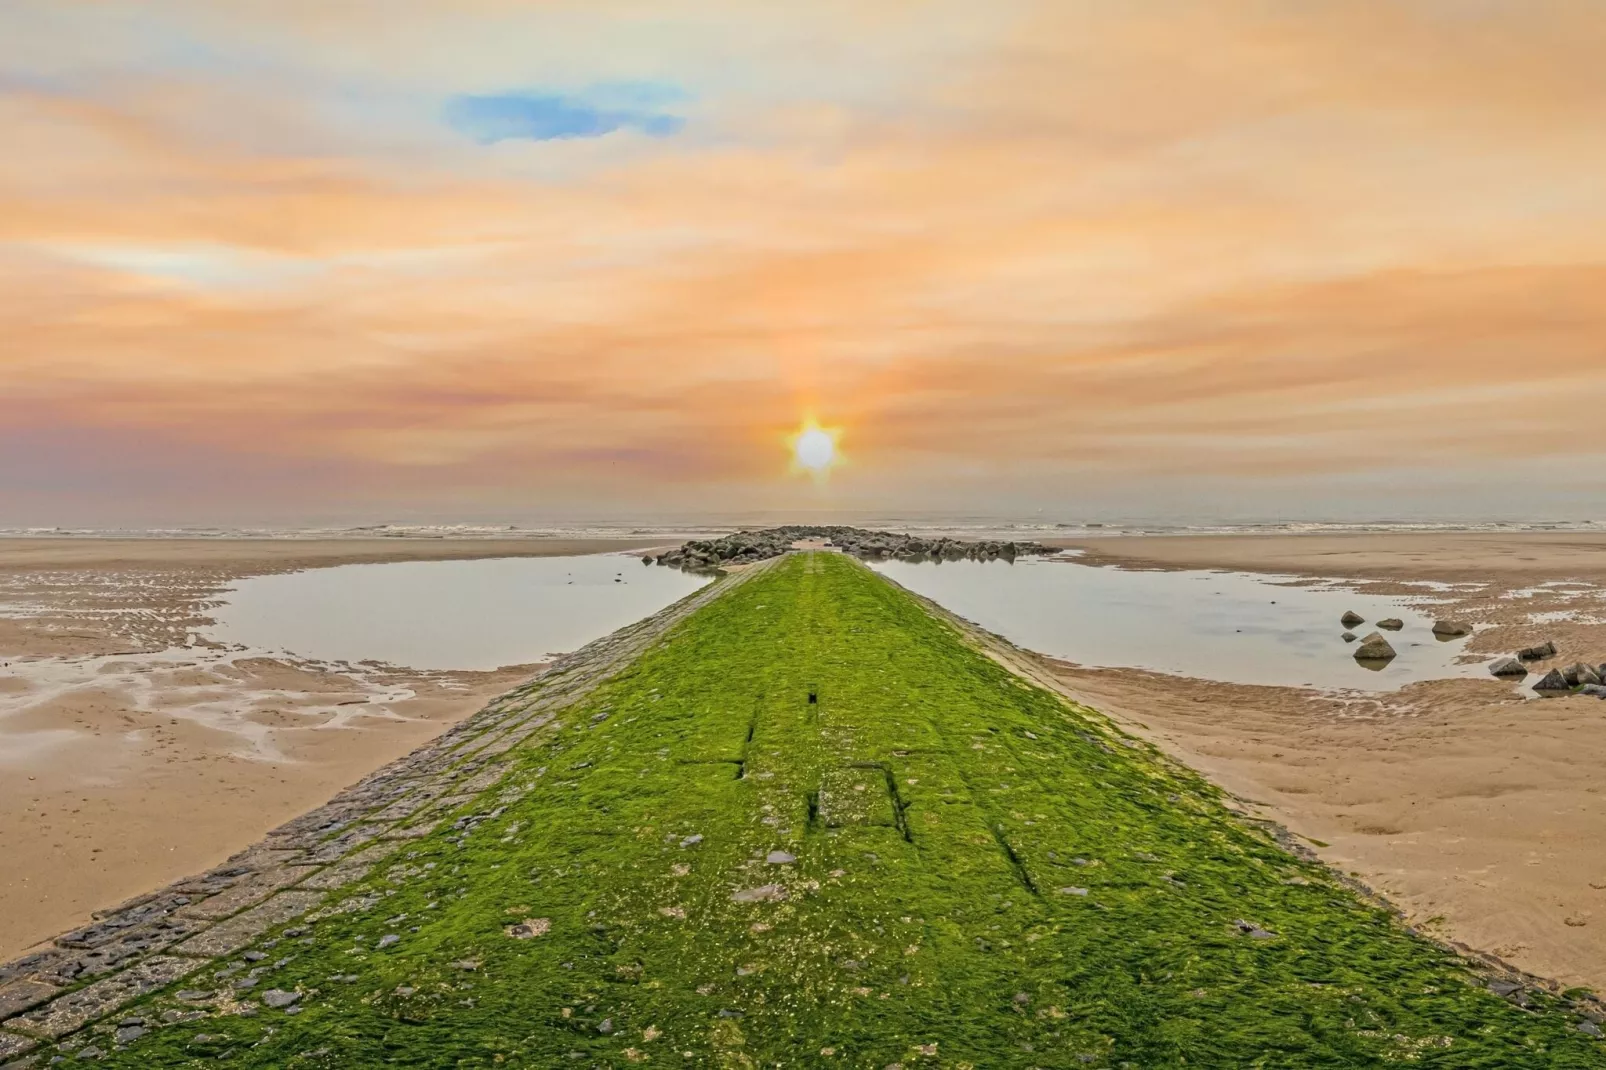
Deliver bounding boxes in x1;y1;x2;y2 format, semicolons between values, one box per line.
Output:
205;554;708;671
870;556;1474;691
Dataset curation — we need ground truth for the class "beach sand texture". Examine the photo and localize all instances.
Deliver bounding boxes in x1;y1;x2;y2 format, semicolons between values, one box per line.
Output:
4;531;1606;994
0;537;660;960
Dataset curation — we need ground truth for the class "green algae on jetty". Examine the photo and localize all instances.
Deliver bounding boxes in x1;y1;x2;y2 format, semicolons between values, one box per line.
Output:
45;554;1606;1067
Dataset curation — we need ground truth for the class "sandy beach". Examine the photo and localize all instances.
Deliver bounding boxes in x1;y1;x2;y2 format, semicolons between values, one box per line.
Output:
1041;532;1606;990
6;531;1606;997
0;537;660;960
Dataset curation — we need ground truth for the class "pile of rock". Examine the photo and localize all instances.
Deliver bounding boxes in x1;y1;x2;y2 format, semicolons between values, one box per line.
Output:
1534;662;1606;696
1482;638;1606;697
648;527;1058;571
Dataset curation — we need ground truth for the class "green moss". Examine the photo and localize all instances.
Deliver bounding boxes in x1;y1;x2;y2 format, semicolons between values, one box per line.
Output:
83;554;1604;1067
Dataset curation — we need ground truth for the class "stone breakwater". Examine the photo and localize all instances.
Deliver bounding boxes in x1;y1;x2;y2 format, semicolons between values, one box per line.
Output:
648;525;1056;571
0;565;764;1065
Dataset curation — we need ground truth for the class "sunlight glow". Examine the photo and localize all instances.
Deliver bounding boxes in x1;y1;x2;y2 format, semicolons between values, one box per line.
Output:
787;418;843;480
795;428;834;471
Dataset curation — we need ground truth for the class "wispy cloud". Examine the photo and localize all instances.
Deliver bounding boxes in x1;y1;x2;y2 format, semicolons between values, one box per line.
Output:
444;83;686;144
5;2;1606;524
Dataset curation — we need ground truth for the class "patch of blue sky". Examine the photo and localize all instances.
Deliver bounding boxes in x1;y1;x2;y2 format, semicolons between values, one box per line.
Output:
444;81;688;144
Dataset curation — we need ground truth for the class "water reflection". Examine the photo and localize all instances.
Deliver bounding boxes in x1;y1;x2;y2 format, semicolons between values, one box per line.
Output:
870;557;1472;691
205;554;708;671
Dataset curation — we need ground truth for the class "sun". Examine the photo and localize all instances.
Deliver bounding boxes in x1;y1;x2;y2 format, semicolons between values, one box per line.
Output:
787;418;843;479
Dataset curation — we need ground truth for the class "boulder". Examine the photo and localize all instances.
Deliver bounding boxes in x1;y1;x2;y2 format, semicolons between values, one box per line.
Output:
1340;632;1357;643
1518;640;1558;662
1432;620;1473;637
1581;684;1606;699
1488;657;1527;678
1565;663;1602;687
1341;611;1366;627
1533;668;1570;692
1375;618;1405;631
1352;633;1397;662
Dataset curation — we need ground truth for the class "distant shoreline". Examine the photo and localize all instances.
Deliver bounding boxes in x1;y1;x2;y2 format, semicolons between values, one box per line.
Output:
5;517;1604;544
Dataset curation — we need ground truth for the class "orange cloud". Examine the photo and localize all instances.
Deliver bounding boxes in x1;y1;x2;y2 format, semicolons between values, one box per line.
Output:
2;1;1605;522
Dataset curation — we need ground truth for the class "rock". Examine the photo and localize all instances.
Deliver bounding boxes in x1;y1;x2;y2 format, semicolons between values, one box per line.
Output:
504;918;551;939
1057;887;1089;896
1352;633;1397;661
1580;684;1606;698
1533;669;1571;692
765;851;796;865
1341;611;1365;627
731;884;787;903
1518;640;1558;661
377;934;400;949
1375;618;1404;631
1432;620;1473;637
1565;663;1601;687
114;1025;146;1044
679;834;703;848
598;1018;614;1035
1488;657;1528;678
261;989;300;1009
1340;632;1357;643
1233;919;1276;939
242;951;267;962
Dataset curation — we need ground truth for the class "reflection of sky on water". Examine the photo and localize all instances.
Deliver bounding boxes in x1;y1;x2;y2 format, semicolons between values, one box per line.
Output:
206;554;708;671
871;557;1476;692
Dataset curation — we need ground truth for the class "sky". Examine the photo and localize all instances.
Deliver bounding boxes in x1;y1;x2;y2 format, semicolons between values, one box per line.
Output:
2;1;1604;527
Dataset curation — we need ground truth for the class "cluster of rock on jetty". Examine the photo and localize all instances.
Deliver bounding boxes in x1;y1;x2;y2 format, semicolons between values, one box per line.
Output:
646;526;1057;571
1338;611;1606;696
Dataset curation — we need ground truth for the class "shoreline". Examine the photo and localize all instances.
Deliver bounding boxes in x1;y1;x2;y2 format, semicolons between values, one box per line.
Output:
1037;532;1606;991
7;552;1595;1066
4;532;1606;991
0;537;663;960
1047;530;1606;583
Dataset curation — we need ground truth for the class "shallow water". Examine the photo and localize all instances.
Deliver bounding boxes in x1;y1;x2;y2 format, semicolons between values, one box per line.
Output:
870;556;1474;691
205;554;709;671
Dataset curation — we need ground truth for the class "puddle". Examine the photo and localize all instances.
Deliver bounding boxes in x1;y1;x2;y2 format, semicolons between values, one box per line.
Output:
203;554;709;671
870;557;1475;692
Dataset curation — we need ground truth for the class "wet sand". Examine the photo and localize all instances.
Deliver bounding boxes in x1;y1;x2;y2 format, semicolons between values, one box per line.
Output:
8;531;1606;993
1051;530;1606;584
0;537;659;959
1039;532;1606;990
